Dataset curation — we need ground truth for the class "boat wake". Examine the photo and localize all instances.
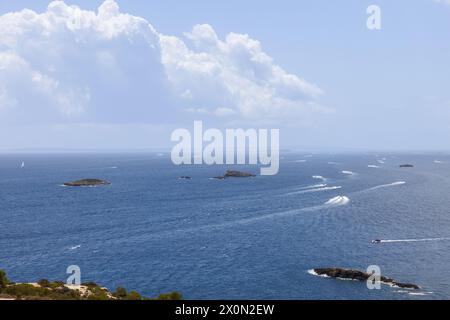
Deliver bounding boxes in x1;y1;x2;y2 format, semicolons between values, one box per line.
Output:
307;269;329;278
324;196;350;206
285;186;342;196
364;181;405;192
142;197;353;238
376;237;450;244
298;184;327;190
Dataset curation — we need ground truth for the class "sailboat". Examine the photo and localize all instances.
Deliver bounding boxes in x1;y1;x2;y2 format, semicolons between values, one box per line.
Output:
21;161;25;168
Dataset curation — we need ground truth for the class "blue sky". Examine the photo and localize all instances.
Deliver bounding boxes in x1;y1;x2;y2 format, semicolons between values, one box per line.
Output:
0;0;449;151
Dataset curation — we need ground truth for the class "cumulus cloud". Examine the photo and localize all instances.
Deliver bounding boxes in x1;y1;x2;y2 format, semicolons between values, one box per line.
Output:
161;24;324;121
0;50;88;121
0;0;166;124
0;0;324;125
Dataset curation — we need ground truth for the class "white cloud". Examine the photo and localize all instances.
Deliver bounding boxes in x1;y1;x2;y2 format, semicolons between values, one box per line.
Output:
0;0;164;124
161;24;324;121
214;107;236;117
0;0;324;125
0;50;88;120
434;0;450;6
185;106;236;117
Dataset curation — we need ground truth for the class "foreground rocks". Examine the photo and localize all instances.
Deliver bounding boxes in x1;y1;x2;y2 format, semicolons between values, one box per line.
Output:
0;269;181;300
312;268;420;289
63;179;111;187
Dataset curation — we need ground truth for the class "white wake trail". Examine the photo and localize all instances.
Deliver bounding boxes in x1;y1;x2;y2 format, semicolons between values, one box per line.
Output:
298;184;327;190
379;237;450;243
365;181;405;192
324;196;350;206
285;186;342;196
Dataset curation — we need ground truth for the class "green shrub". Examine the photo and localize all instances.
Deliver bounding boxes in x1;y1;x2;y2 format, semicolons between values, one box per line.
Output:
3;284;48;298
124;291;142;300
51;286;81;300
37;279;51;288
49;281;65;288
113;287;127;299
156;291;183;300
87;286;109;300
82;282;99;288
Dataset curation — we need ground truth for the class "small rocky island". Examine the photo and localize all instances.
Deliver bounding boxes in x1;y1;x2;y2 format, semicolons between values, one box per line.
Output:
311;268;419;289
213;170;256;179
63;179;111;187
399;164;414;168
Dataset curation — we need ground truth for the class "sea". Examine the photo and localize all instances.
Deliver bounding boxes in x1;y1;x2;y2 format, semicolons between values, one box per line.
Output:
1;152;450;300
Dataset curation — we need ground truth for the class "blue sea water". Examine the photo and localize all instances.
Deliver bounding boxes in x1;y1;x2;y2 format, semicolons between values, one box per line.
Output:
1;152;450;300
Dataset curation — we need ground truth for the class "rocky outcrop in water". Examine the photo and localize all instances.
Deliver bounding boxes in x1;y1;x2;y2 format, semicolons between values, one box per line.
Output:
213;170;256;179
312;268;419;289
224;170;256;177
63;179;111;187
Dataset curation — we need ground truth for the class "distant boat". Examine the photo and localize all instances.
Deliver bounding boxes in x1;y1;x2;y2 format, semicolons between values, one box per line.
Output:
21;161;25;168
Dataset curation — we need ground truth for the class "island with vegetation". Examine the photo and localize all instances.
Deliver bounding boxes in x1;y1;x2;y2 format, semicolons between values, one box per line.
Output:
0;270;182;300
63;179;111;187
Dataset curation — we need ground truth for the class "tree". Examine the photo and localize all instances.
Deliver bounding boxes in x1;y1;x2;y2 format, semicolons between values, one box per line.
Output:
157;291;183;300
37;279;51;288
114;287;127;299
0;269;10;291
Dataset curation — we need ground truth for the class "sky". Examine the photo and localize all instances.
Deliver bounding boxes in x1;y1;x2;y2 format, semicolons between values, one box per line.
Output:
0;0;449;151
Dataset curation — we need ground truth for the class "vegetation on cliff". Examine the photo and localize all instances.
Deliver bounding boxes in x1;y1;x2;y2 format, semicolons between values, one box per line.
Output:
0;270;182;300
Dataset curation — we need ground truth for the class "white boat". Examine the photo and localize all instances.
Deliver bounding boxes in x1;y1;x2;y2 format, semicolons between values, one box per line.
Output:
21;161;25;168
